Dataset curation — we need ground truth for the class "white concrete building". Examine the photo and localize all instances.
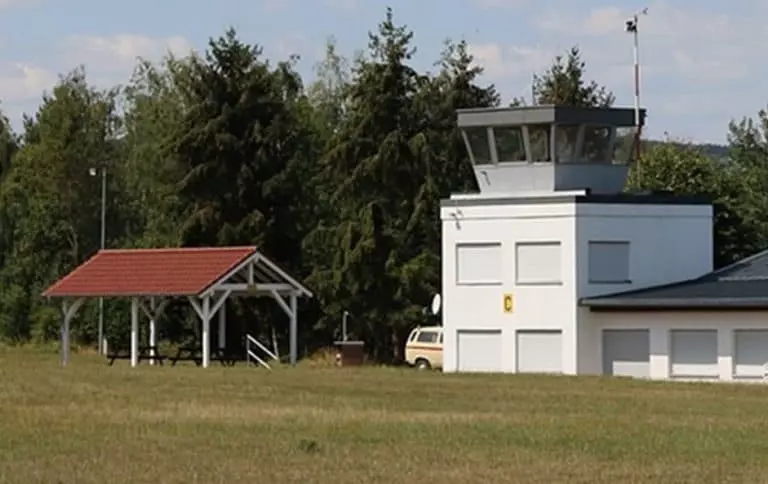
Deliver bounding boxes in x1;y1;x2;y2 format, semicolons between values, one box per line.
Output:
441;105;768;382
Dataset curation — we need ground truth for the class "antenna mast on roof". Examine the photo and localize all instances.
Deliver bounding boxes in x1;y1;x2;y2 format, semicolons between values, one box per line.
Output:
626;7;648;167
530;42;541;106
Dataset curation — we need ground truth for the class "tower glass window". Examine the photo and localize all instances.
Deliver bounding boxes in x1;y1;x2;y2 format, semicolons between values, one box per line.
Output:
555;124;580;162
583;126;613;162
494;126;526;162
464;127;492;165
528;124;551;161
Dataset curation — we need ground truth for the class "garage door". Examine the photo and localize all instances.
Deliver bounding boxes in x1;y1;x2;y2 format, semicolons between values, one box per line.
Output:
670;330;718;379
457;330;502;372
516;330;562;373
734;330;768;379
602;330;650;378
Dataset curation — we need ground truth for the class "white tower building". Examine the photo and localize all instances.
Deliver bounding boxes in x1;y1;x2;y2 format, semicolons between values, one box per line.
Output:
441;106;713;374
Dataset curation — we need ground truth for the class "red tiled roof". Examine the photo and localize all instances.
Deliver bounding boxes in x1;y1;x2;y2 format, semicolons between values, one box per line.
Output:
42;246;258;297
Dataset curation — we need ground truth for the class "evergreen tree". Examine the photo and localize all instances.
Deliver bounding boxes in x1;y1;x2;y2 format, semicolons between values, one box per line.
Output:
532;46;614;107
305;8;425;359
170;28;321;350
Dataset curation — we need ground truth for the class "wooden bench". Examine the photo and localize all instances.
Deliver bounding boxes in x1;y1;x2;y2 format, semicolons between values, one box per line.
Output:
212;348;239;367
107;346;166;366
169;346;202;366
169;347;239;366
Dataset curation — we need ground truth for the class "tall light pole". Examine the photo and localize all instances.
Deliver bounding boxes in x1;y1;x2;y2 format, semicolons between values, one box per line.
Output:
342;310;349;342
625;7;647;164
89;166;107;355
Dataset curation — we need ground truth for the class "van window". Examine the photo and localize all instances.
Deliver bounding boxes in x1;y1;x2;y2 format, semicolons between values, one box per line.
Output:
417;331;439;344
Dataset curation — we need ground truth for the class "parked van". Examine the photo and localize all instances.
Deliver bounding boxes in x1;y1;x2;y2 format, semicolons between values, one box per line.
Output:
405;326;443;370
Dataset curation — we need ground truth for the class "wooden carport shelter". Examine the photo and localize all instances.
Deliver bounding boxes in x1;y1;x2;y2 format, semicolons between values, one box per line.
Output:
42;246;313;368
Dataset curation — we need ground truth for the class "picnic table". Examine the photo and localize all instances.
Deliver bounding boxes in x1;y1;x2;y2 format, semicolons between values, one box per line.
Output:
106;346;166;366
106;345;240;367
169;346;239;367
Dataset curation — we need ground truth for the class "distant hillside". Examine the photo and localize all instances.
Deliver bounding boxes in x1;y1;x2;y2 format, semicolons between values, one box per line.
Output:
614;134;729;162
645;139;729;160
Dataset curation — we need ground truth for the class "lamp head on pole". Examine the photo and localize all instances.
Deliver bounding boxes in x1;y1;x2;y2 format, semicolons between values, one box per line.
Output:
88;166;107;177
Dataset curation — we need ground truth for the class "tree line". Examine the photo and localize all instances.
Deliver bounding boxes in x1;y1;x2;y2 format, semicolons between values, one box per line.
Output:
1;9;768;361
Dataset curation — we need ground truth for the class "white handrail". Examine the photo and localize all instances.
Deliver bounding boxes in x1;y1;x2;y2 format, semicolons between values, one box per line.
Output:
245;334;278;370
247;349;271;370
246;334;278;360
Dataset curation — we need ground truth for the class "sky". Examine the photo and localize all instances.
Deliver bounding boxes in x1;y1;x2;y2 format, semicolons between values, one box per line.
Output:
0;0;765;144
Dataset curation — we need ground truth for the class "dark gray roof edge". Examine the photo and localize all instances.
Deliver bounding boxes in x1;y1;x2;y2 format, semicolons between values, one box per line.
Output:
709;248;768;277
455;105;646;115
578;249;768;309
581;297;768;310
441;193;713;208
456;105;646;128
718;275;768;281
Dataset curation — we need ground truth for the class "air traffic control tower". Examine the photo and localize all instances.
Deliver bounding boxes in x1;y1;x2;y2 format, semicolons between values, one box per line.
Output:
440;105;714;375
456;105;645;195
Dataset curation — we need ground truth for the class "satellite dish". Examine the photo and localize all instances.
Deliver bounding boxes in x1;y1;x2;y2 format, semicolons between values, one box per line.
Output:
430;293;442;315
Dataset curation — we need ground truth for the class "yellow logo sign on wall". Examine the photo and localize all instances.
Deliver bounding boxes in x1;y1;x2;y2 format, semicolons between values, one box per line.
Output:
503;293;514;313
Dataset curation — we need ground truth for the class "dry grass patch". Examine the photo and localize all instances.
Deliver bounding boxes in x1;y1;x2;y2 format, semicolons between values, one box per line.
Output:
2;347;768;483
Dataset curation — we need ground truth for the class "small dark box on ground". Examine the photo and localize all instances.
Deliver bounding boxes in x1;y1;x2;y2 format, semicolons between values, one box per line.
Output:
334;341;365;366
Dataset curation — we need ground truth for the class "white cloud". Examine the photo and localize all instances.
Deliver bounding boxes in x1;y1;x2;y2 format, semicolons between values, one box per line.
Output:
259;0;288;12
272;33;311;60
579;6;624;36
259;0;358;11
323;0;356;9
469;1;768;142
0;34;194;130
0;62;57;128
61;34;193;73
0;62;55;102
468;43;552;85
523;3;758;85
48;33;195;96
0;0;40;9
471;0;526;8
261;32;328;72
0;34;193;104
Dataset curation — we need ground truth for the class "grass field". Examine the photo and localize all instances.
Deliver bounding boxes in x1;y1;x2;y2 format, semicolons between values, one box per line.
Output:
3;348;768;484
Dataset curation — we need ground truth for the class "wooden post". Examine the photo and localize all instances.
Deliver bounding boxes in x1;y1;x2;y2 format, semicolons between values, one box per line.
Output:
61;302;70;367
60;298;85;367
201;295;210;368
149;297;156;366
218;301;226;350
130;297;139;367
289;293;298;366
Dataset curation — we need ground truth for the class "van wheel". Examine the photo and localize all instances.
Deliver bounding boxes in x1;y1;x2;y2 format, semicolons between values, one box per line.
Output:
415;359;431;370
